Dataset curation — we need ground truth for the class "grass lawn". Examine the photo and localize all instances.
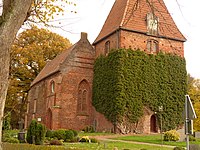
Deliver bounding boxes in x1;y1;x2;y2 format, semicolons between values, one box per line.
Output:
64;141;173;150
3;141;173;150
78;132;114;137
112;134;200;147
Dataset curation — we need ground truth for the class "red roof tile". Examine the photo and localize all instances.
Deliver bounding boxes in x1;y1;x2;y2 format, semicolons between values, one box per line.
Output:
31;44;76;86
93;0;186;44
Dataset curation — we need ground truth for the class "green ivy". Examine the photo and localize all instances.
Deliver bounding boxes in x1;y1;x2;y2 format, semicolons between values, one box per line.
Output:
92;49;187;131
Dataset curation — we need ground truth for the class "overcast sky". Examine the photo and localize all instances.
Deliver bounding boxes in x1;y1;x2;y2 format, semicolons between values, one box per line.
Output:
49;0;200;79
0;0;199;79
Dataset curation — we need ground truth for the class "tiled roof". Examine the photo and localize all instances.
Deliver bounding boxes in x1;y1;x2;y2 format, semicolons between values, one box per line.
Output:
93;0;186;44
31;44;76;86
31;32;94;87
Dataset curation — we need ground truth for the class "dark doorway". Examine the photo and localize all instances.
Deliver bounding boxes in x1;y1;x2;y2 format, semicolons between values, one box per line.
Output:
150;115;157;132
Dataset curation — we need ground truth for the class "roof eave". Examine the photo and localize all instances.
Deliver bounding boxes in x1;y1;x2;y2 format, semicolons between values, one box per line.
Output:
30;70;60;87
93;27;186;45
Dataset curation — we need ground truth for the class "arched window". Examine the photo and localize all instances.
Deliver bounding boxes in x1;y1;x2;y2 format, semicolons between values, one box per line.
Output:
50;81;55;94
105;40;110;55
147;40;159;53
77;80;90;115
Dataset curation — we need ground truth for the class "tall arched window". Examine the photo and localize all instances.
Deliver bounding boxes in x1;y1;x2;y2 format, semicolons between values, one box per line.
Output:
77;80;90;115
50;81;55;94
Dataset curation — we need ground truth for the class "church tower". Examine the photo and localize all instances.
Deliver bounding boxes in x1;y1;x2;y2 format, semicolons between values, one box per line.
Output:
93;0;186;57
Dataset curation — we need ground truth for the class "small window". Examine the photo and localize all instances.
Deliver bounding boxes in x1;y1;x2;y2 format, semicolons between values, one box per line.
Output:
105;41;110;54
50;81;55;94
33;99;37;113
147;40;159;53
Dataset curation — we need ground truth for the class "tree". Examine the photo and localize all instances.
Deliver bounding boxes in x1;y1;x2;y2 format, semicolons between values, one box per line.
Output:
187;75;200;131
6;26;72;128
0;1;33;147
0;0;74;146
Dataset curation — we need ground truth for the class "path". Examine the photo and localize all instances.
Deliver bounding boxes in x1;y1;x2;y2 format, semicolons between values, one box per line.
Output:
90;134;175;149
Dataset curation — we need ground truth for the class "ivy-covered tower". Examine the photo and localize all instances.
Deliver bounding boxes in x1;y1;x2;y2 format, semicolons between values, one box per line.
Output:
92;0;187;133
93;0;186;57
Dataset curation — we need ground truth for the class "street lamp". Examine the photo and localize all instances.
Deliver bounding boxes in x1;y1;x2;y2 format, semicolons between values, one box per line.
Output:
158;106;163;146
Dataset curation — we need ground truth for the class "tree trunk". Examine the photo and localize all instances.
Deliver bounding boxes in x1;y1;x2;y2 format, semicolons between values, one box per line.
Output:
0;0;32;148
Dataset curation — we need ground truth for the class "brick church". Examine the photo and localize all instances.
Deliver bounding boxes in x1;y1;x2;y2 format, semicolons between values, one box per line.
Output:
26;0;186;133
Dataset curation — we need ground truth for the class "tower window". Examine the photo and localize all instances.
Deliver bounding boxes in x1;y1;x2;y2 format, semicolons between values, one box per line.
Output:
50;81;55;94
105;41;110;55
147;40;159;53
147;13;159;35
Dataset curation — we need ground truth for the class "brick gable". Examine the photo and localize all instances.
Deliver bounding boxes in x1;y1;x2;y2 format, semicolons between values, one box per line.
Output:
94;0;186;45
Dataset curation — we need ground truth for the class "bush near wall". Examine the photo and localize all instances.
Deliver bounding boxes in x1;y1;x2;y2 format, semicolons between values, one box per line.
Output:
27;120;46;145
164;130;180;141
92;49;187;131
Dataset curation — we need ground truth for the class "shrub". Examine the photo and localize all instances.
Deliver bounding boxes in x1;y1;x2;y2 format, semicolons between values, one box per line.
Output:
2;130;18;142
3;137;19;143
35;123;46;145
46;129;53;138
27;120;47;145
79;136;90;142
189;135;196;141
65;130;74;142
164;130;180;141
173;147;185;150
50;139;63;145
53;129;66;140
90;138;98;143
26;120;37;144
70;129;78;137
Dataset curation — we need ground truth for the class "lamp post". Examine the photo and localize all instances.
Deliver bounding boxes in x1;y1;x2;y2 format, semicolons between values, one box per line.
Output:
158;106;163;146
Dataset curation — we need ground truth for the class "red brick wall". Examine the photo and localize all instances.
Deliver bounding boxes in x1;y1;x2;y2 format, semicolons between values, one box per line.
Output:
94;30;184;58
94;32;119;57
120;30;184;57
27;35;114;131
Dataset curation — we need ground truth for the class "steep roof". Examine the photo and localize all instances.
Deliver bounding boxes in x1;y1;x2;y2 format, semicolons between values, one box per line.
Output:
31;33;93;87
93;0;186;44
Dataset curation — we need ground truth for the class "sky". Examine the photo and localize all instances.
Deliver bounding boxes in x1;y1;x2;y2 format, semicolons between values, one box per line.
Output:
0;0;200;79
49;0;200;79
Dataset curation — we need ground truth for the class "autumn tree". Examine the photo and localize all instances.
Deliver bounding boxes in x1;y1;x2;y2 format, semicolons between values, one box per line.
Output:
6;26;72;128
187;75;200;131
0;0;74;146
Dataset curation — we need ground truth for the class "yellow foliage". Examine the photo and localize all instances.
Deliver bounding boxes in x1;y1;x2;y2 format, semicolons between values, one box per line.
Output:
6;26;72;127
188;75;200;131
28;0;76;25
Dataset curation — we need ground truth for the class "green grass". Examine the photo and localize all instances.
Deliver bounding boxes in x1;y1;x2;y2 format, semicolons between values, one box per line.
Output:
112;134;200;147
78;132;114;137
3;141;173;150
64;141;173;150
